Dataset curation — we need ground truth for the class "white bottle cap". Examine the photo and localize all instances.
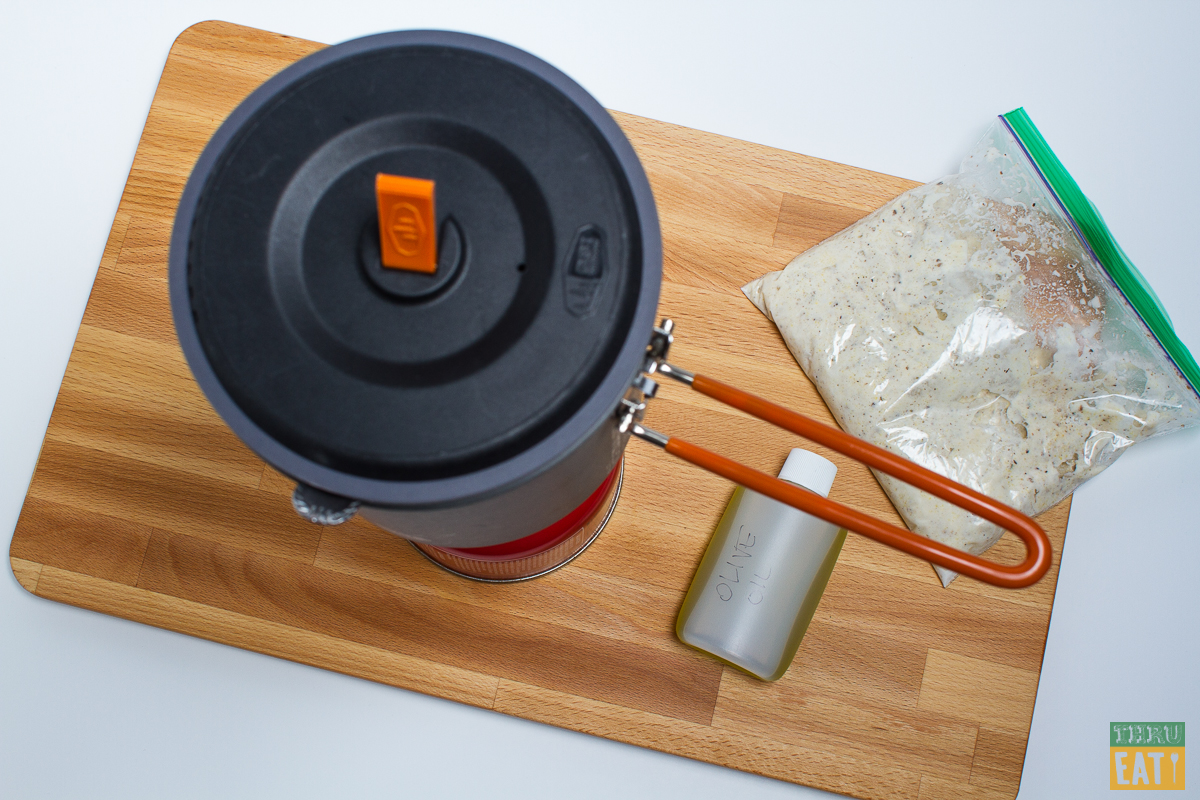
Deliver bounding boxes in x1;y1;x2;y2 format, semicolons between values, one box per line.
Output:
777;449;837;498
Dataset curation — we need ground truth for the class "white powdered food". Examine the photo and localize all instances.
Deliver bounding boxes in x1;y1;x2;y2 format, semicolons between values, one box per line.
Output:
743;123;1199;585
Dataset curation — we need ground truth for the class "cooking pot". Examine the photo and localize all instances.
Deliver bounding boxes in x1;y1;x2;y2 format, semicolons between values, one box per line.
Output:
171;30;1052;588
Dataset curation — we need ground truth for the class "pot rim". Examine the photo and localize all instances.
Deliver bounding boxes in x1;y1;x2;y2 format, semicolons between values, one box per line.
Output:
169;29;661;508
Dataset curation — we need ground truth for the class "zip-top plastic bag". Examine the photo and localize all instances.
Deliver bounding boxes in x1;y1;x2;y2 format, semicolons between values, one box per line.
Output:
743;108;1200;586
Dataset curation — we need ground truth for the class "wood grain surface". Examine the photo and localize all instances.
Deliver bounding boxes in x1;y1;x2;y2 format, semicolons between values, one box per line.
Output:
8;21;1070;800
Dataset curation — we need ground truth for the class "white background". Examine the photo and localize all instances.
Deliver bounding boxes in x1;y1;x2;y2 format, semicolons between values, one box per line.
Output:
2;2;1197;797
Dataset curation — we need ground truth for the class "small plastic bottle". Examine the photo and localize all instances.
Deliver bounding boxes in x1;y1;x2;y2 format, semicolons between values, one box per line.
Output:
676;449;845;681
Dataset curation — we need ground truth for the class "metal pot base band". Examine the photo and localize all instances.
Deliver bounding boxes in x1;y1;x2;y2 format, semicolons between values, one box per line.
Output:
408;461;623;583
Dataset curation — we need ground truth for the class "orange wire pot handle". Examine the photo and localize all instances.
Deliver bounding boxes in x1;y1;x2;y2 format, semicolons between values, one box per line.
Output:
620;322;1052;589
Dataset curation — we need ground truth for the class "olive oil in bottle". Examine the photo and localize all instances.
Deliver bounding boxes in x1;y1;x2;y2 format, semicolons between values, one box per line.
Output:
676;449;845;681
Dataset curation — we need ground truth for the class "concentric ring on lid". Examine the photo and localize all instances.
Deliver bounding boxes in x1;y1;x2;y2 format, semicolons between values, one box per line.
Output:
170;31;661;506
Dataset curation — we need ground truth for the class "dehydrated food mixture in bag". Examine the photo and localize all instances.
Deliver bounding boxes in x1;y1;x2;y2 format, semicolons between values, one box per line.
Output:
744;109;1200;585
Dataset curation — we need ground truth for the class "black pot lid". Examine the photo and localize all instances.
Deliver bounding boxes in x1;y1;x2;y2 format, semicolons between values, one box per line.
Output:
170;31;660;504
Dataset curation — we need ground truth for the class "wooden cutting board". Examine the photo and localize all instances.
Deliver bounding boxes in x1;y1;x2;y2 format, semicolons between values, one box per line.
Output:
8;21;1069;800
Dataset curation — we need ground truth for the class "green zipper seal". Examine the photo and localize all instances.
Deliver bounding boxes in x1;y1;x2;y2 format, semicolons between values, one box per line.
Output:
1001;107;1200;396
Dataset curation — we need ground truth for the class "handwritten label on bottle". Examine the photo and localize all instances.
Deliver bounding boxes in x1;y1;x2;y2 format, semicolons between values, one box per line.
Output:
715;524;771;604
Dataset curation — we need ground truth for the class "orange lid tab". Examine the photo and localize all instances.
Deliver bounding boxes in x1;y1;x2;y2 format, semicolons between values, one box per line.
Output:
375;173;437;273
